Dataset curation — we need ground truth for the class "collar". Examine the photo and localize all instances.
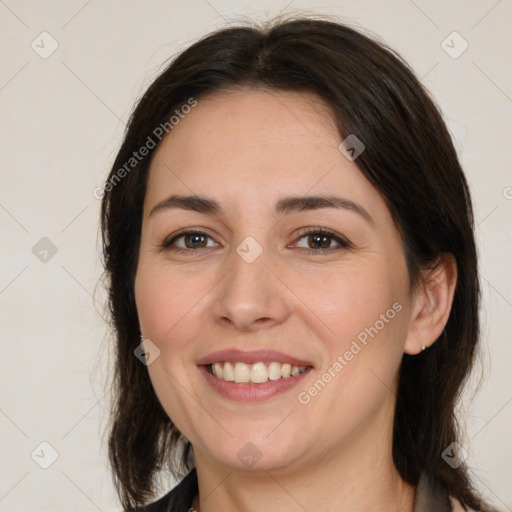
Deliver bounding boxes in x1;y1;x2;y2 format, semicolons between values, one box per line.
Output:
141;468;453;511
413;471;452;512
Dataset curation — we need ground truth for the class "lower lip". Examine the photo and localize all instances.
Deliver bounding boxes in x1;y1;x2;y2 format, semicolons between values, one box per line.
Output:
198;365;313;402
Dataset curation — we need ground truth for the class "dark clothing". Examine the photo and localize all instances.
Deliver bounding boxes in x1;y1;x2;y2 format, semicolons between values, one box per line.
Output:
140;469;198;512
139;468;452;511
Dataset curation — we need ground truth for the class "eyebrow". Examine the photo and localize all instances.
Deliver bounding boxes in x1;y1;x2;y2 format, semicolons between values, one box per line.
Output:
149;194;374;225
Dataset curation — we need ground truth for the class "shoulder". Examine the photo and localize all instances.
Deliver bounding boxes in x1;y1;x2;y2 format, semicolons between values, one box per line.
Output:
135;468;198;512
449;495;477;512
414;471;480;512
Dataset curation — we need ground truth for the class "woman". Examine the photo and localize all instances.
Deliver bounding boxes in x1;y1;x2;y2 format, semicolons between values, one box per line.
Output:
100;15;495;512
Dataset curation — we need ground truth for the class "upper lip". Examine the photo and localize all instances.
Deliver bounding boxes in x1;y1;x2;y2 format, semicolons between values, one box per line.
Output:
196;349;313;367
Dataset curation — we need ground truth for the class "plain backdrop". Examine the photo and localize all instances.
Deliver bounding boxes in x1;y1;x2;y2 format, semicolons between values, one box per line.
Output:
0;1;511;510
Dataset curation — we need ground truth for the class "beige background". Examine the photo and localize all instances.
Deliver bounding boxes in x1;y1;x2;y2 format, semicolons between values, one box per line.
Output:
0;0;511;510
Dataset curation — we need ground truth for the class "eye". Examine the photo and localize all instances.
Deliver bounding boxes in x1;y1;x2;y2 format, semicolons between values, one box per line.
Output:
160;227;352;255
160;229;218;253
292;228;351;254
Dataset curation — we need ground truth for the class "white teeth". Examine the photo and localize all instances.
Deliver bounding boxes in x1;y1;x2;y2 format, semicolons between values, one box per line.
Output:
250;362;268;383
290;366;300;376
213;362;223;378
268;362;282;381
281;363;291;378
209;361;308;384
223;362;235;381
234;362;250;383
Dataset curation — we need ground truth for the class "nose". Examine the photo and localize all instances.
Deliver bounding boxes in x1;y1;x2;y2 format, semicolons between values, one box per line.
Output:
210;242;292;332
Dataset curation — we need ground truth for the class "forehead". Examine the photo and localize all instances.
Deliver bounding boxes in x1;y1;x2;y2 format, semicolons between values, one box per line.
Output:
145;88;385;221
153;87;339;162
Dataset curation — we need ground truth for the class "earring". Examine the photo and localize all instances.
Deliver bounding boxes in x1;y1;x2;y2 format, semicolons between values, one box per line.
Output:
421;345;427;351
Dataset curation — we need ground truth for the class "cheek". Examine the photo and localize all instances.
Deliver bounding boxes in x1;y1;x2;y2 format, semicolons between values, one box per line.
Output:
300;260;409;410
134;261;207;436
134;259;206;343
305;261;407;351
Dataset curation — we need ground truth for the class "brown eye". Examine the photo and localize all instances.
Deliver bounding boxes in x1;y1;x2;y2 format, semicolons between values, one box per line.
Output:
293;228;351;254
183;233;208;249
307;233;332;249
161;229;218;252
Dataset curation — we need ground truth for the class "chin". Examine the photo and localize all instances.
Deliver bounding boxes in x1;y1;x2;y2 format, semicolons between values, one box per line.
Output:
196;429;309;473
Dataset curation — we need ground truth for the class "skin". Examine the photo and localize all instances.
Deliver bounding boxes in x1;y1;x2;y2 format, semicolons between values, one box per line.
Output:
134;88;457;512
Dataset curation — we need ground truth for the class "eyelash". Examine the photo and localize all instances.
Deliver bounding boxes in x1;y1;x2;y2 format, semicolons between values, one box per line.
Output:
160;227;352;256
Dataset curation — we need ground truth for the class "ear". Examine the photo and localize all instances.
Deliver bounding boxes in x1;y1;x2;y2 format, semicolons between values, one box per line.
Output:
404;253;458;355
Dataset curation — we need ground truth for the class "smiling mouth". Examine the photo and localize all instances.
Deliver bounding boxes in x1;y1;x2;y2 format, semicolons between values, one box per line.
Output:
205;361;311;384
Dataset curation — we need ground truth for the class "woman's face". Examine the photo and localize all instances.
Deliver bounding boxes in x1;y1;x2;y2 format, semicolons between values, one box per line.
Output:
135;88;417;473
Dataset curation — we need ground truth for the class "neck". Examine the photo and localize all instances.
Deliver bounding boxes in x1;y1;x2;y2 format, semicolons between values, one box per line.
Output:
192;455;415;512
191;401;416;512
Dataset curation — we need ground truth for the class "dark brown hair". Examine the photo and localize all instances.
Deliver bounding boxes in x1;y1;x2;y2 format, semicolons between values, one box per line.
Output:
100;14;491;511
